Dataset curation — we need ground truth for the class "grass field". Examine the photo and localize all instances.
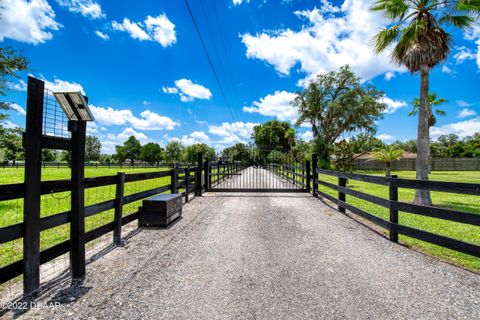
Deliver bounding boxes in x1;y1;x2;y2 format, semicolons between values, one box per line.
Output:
0;167;173;269
0;167;479;273
315;170;480;272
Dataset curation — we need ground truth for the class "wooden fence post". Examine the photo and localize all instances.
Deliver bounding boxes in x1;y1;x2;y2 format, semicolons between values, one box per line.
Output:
338;177;347;213
195;153;203;196
23;76;44;294
389;175;399;243
171;169;177;194
70;120;87;279
306;160;311;193
185;168;190;203
113;172;125;245
312;154;318;197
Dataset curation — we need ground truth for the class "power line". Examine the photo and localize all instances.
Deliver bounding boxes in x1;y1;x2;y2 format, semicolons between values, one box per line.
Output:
184;0;238;123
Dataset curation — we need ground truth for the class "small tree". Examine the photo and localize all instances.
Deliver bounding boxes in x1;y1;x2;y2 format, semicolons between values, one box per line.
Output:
183;143;215;163
370;146;404;177
266;150;284;163
115;135;141;165
165;141;185;163
42;149;56;162
334;140;355;172
0;47;28;121
85;135;102;162
140;142;163;165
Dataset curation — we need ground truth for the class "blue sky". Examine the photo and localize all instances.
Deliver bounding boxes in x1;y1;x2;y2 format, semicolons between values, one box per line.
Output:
1;0;479;153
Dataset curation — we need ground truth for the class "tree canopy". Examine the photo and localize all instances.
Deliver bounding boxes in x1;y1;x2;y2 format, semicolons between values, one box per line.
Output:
165;141;185;162
115;136;141;165
252;120;295;159
140;142;163;165
292;65;386;165
85;135;102;162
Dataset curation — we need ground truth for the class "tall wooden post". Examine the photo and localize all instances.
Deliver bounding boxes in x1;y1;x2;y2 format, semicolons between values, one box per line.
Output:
338;177;347;213
113;172;125;244
195;153;203;196
312;154;318;197
170;169;177;194
185;168;190;203
23;77;44;294
389;175;399;243
69;120;87;279
305;160;311;193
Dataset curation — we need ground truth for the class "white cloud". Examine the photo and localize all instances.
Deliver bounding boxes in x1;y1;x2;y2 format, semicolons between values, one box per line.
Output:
376;134;395;141
384;72;395;81
8;80;27;92
241;0;399;85
112;14;176;47
142;101;151;106
94;30;109;40
2;121;20;129
300;131;313;141
42;78;86;94
457;108;477;118
171;131;211;146
453;46;476;64
163;79;212;102
9;103;26;116
101;127;151;154
379;96;407;114
457;100;472;107
232;0;247;5
208;121;258;146
89;105;179;131
56;0;105;19
441;65;453;74
0;0;61;44
463;24;480;69
243;90;298;122
431;117;480;140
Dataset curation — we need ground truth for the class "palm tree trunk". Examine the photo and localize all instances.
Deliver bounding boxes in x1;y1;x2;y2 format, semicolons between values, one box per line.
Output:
385;161;391;177
414;67;432;206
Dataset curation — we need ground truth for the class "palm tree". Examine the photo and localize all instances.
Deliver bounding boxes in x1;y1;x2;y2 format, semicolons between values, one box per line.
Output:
370;146;405;177
371;0;479;205
409;92;447;127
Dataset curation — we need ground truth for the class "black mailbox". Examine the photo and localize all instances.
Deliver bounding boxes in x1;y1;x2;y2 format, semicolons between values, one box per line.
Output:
139;194;182;227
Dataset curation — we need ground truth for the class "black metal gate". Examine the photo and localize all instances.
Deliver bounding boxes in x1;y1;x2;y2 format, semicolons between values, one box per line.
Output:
205;153;310;193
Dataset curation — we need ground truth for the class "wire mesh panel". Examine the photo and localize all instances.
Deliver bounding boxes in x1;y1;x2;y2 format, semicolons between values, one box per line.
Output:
42;88;71;139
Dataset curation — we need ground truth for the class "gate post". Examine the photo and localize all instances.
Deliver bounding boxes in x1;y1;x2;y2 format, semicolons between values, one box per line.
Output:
113;172;125;245
23;76;44;294
185;168;190;202
389;175;399;243
195;153;203;196
338;176;347;213
171;169;177;194
70;120;87;279
306;159;311;193
312;154;318;197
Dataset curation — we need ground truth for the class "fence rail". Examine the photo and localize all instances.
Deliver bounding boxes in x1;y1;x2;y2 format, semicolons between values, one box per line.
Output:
354;158;480;171
0;162;197;169
311;167;480;258
0;167;199;287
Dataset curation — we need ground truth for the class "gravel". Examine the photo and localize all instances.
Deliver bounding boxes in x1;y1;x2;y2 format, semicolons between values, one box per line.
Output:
2;169;480;319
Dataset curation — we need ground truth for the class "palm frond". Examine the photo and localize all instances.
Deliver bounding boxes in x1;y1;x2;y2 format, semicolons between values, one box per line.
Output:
373;26;401;53
371;0;410;20
438;15;475;29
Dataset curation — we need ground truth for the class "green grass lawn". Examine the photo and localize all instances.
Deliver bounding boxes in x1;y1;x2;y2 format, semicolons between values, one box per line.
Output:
315;170;480;272
0;166;174;269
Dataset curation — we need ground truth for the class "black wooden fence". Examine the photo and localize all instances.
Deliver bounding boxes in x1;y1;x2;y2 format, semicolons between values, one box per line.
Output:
0;166;200;291
311;155;480;258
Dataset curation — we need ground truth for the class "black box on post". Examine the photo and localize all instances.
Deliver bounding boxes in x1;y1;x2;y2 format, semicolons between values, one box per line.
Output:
139;194;182;227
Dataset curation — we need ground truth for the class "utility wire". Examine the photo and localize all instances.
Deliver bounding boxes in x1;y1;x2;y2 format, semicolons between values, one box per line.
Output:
184;0;238;123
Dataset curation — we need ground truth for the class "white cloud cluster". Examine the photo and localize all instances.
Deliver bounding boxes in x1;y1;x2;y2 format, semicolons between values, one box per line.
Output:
376;133;395;141
171;131;211;146
232;0;249;5
457;108;477;119
300;130;313;141
43;78;85;94
89;105;179;131
112;14;176;47
243;91;298;122
0;0;61;44
464;24;480;69
8;80;27;92
162;79;212;102
56;0;105;19
380;96;407;114
453;46;476;64
241;0;398;85
456;100;472;107
431;117;480;140
9;103;26;116
95;30;109;40
208;121;257;146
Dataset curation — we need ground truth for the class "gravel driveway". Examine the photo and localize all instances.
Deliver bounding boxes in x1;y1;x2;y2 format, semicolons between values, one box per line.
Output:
2;171;480;319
